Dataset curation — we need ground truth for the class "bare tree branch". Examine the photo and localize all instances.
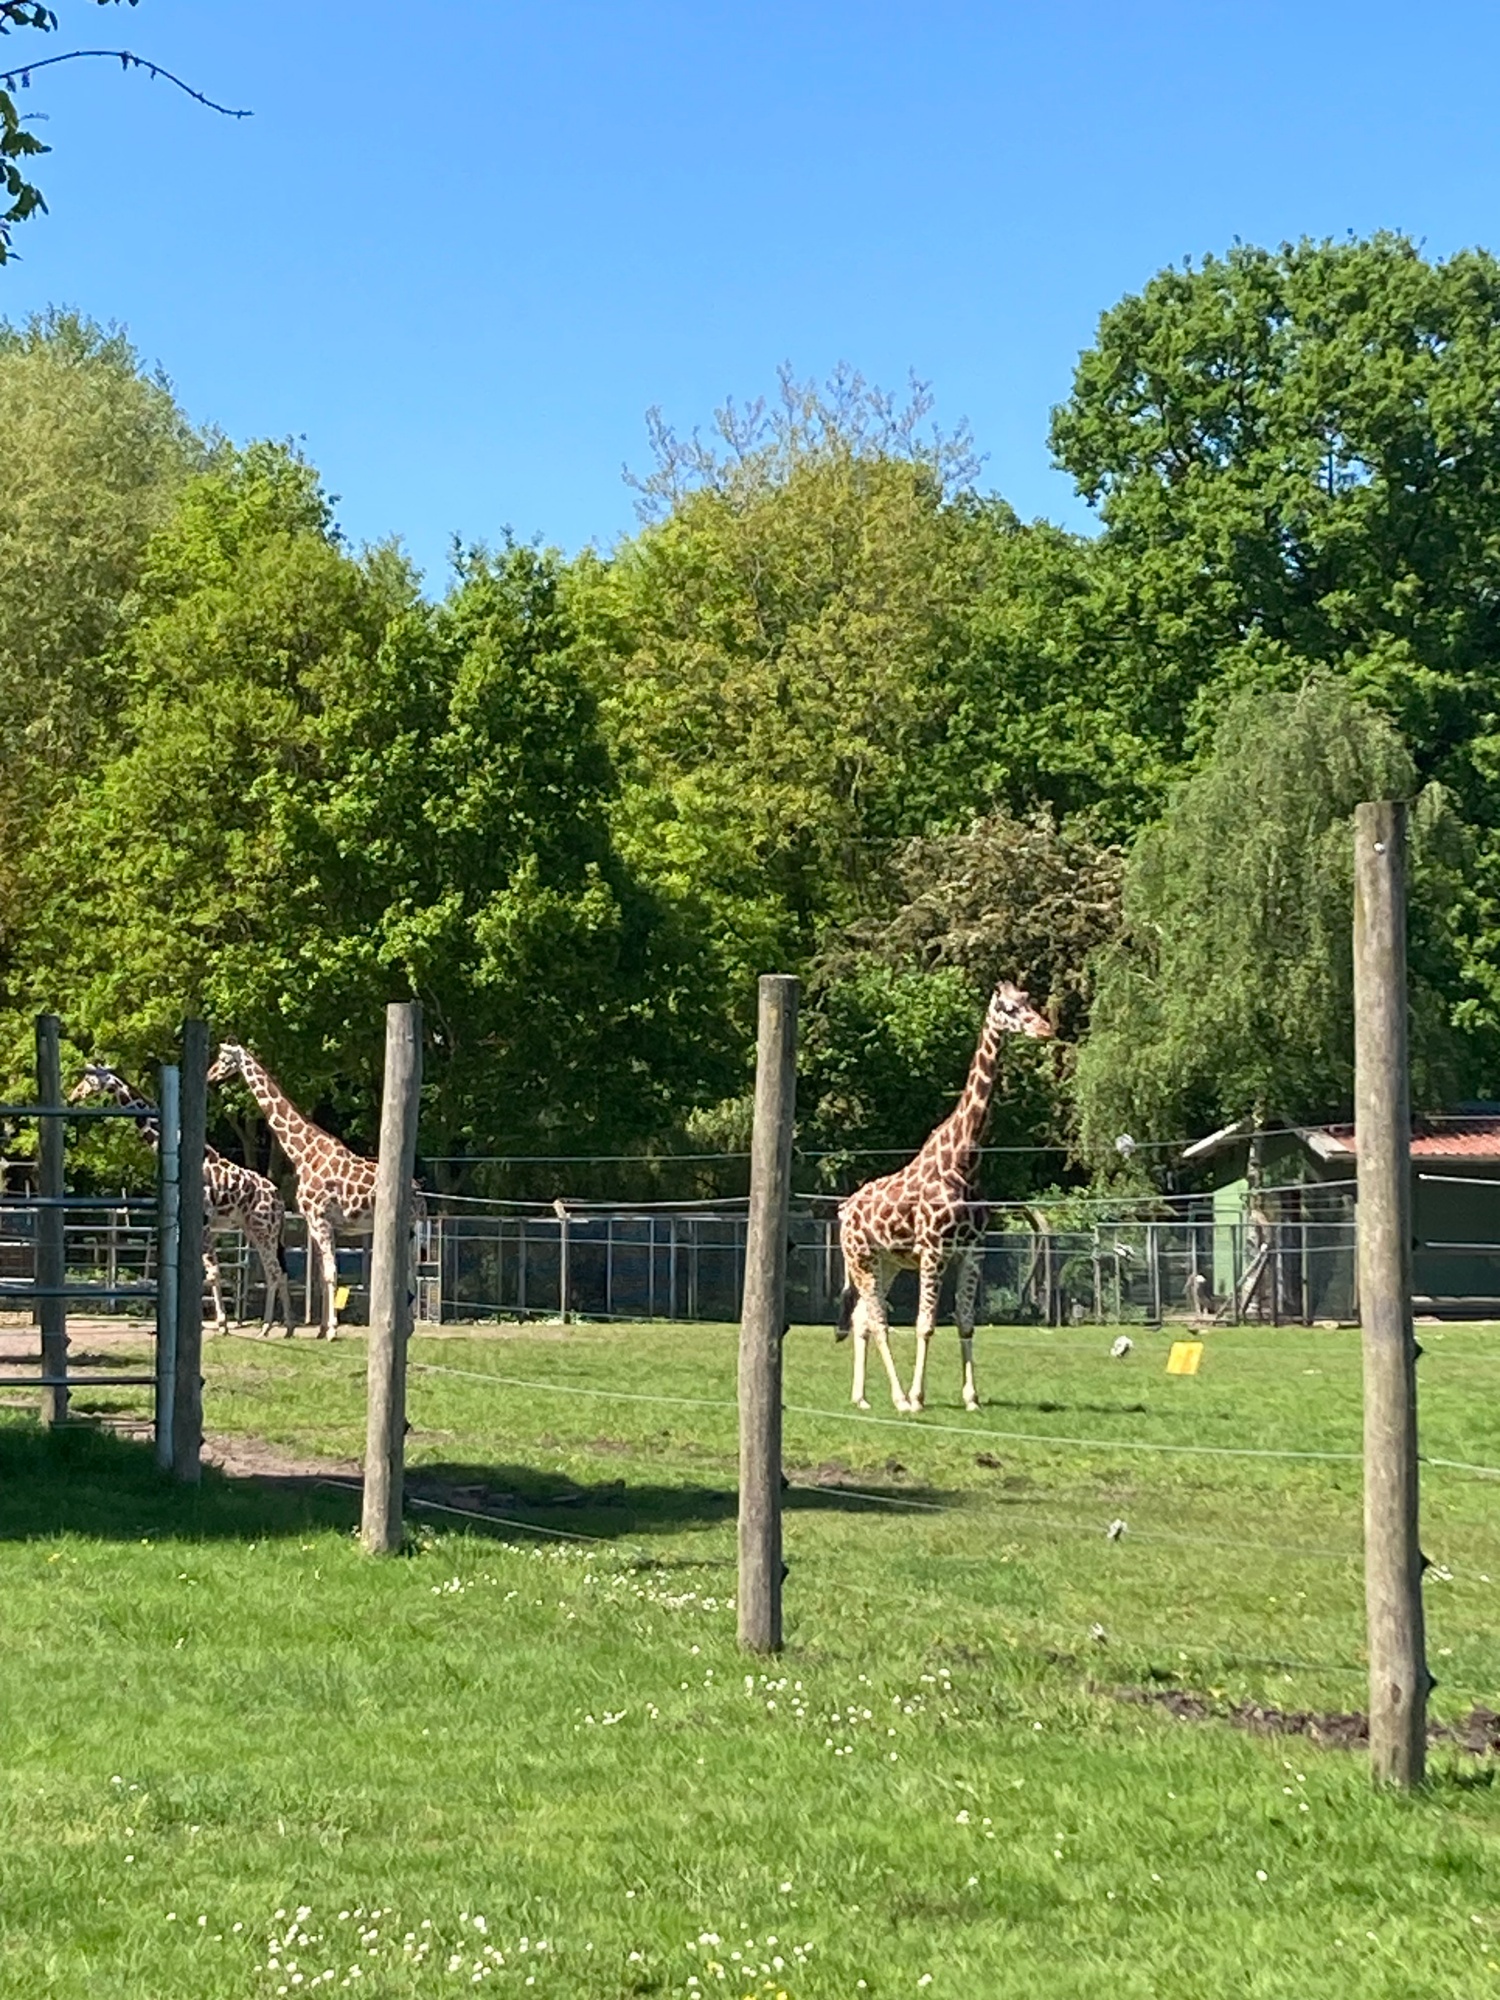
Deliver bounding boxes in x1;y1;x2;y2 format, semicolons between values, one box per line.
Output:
1;48;250;117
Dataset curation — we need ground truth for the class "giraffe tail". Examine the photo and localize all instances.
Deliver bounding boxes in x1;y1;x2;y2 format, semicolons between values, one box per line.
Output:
835;1283;857;1341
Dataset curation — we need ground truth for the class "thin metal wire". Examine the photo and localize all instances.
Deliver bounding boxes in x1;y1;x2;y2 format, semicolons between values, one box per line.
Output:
314;1476;651;1556
410;1357;1500;1489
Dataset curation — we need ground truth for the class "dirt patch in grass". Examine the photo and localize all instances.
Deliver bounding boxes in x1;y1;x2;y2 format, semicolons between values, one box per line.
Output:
1113;1685;1500;1754
203;1429;362;1485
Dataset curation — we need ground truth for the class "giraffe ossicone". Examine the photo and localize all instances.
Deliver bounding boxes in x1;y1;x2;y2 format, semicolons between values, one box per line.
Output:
206;1041;423;1340
68;1063;294;1337
835;979;1054;1415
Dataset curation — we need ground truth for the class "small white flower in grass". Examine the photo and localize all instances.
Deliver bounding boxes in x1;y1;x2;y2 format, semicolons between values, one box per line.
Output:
779;1883;792;1894
918;1978;933;1988
1256;1870;1268;1883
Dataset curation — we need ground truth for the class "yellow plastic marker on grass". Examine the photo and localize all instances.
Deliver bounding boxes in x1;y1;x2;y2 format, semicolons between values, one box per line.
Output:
1166;1340;1203;1375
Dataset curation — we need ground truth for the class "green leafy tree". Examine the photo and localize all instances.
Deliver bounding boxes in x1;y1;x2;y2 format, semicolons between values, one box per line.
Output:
574;368;991;1011
0;308;205;1029
1050;235;1500;818
1075;676;1469;1167
19;448;729;1182
827;806;1124;1041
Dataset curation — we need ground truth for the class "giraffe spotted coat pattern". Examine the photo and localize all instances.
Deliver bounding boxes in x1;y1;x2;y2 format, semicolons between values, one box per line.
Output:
206;1042;423;1340
836;980;1053;1413
69;1065;294;1336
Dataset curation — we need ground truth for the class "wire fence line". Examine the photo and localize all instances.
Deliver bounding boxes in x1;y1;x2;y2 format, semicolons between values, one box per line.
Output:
15;1172;1500;1332
404;1359;1500;1484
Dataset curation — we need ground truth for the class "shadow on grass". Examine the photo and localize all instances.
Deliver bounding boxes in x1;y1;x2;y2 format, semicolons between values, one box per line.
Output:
0;1420;958;1548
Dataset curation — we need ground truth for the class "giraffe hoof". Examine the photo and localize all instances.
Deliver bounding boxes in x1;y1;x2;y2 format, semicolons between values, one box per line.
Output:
964;1396;981;1412
855;1397;871;1411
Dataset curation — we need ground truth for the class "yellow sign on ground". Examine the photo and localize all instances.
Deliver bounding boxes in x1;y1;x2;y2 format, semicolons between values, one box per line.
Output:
1166;1340;1204;1376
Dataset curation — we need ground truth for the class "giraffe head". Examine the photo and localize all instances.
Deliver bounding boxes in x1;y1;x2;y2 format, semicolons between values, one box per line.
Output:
206;1041;250;1087
68;1063;130;1105
990;980;1053;1040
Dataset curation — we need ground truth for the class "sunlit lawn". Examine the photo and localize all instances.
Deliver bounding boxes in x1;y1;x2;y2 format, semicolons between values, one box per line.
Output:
2;1317;1498;1997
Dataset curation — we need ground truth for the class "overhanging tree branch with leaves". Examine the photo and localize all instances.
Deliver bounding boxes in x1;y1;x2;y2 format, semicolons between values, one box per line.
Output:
0;1;247;262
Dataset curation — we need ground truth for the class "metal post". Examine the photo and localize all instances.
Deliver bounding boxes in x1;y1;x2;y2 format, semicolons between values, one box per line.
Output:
669;1217;678;1319
648;1216;656;1319
155;1064;181;1470
738;973;798;1655
35;1014;67;1426
1146;1221;1162;1327
363;1001;423;1555
173;1021;208;1481
1354;799;1428;1787
553;1199;571;1322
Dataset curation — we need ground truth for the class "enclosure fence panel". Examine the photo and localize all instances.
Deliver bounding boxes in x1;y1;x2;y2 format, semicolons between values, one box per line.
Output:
415;1194;1364;1327
0;1179;1440;1328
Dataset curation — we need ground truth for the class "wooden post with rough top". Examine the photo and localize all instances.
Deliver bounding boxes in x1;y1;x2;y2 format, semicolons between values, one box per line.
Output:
154;1063;181;1471
738;973;798;1654
363;1001;423;1555
35;1013;67;1427
173;1019;209;1482
1354;799;1428;1787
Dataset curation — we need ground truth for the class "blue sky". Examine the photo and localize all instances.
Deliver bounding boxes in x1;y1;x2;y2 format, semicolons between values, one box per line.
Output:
5;1;1499;586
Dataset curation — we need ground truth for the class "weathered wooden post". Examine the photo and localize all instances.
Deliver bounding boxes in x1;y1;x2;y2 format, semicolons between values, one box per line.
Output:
154;1063;181;1471
35;1013;67;1427
362;1001;423;1555
738;973;798;1654
1353;799;1428;1787
173;1019;209;1482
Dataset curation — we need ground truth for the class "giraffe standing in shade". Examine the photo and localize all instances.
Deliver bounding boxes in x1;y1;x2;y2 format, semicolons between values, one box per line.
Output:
206;1042;422;1340
836;980;1054;1414
68;1065;294;1336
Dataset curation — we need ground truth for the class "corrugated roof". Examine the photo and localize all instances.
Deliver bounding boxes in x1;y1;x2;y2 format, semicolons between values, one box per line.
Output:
1304;1122;1500;1161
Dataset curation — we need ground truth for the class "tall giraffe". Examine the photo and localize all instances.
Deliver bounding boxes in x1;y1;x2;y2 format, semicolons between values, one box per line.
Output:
206;1042;422;1340
68;1065;294;1336
836;980;1053;1414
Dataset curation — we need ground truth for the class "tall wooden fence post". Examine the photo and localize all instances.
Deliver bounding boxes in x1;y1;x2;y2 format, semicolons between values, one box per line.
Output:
738;973;798;1654
363;1001;423;1555
173;1019;209;1483
1354;799;1428;1787
35;1013;67;1427
155;1063;181;1471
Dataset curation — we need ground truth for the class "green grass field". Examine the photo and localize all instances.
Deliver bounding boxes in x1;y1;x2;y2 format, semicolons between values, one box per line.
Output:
3;1317;1499;1998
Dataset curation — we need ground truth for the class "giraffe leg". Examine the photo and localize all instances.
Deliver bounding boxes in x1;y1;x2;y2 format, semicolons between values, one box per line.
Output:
248;1228;289;1337
203;1243;228;1335
863;1259;911;1415
308;1216;340;1339
955;1250;982;1411
850;1294;871;1409
907;1255;944;1412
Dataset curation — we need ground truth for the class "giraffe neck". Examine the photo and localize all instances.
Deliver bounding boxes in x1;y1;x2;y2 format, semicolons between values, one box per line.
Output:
234;1053;338;1171
92;1072;161;1152
920;993;1008;1183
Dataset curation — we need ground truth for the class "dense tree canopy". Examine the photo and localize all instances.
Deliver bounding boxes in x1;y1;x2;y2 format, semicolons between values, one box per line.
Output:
9;238;1500;1198
1074;677;1470;1166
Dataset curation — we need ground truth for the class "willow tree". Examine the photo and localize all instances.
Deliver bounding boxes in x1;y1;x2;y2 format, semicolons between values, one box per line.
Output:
1075;675;1469;1167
